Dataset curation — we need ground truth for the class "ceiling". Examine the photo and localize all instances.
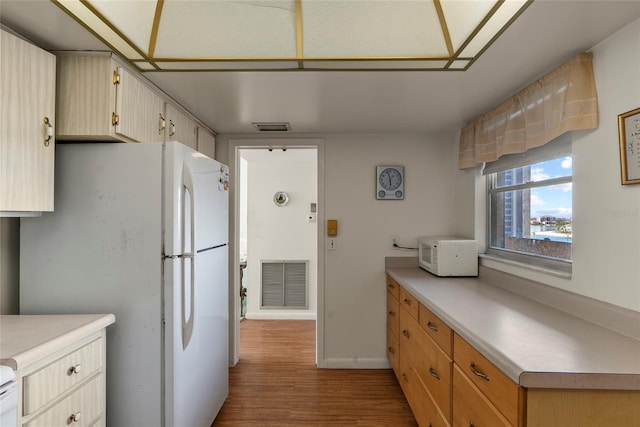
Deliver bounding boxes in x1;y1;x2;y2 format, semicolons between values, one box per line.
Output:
1;1;639;135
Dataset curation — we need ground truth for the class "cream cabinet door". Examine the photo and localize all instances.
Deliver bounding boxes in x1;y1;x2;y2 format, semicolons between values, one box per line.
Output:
196;127;216;159
0;30;56;213
115;66;165;143
165;103;197;149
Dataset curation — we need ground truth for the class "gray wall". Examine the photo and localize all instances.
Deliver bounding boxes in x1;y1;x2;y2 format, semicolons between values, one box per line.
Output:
0;218;19;314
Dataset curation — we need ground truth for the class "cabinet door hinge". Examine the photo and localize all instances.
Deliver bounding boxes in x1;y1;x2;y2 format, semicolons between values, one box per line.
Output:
112;112;120;126
113;70;121;85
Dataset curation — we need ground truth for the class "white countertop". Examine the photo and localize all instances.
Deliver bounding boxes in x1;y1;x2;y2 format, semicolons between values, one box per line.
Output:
386;267;640;390
0;314;116;370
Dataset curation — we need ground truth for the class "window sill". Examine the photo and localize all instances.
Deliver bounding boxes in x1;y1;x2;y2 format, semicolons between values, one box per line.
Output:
479;253;572;280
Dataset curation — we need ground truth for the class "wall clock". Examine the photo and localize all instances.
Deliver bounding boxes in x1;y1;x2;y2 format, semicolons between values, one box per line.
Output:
376;166;404;200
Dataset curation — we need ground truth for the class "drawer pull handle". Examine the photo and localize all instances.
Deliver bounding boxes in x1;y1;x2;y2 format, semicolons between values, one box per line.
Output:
69;412;81;423
426;321;439;332
68;364;82;375
387;283;395;290
470;361;490;381
402;329;410;338
388;346;395;354
388;310;396;317
403;298;411;305
429;367;440;380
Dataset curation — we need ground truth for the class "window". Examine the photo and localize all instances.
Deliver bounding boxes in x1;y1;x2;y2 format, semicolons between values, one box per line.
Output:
485;137;572;273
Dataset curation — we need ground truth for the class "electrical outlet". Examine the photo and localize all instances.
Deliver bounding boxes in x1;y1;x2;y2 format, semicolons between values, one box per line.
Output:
390;235;399;248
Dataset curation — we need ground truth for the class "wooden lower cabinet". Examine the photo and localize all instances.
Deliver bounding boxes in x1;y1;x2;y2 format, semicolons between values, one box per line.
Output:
386;276;640;427
399;355;449;427
387;326;400;376
526;389;640;427
452;364;511;427
400;304;452;424
390;279;452;427
453;334;521;426
387;289;400;375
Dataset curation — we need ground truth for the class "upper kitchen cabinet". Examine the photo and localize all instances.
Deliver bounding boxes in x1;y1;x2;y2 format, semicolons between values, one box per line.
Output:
0;29;56;214
56;52;165;143
196;127;216;159
164;102;197;150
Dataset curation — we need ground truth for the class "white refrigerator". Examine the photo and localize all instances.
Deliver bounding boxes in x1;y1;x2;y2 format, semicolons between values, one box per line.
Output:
20;141;229;427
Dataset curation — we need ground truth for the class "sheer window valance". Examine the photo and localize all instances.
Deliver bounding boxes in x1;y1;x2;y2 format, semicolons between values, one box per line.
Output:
458;52;598;169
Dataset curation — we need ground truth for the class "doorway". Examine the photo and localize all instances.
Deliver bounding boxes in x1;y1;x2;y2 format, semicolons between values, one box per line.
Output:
228;139;325;367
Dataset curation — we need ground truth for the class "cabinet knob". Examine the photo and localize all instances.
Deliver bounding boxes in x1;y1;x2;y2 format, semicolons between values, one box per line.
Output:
69;412;81;423
388;310;396;317
403;298;411;306
388;346;395;354
387;283;395;290
43;117;53;147
402;329;410;338
68;364;81;375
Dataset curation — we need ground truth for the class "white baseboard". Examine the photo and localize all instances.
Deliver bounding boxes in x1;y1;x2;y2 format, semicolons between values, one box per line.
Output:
245;312;317;320
319;358;391;369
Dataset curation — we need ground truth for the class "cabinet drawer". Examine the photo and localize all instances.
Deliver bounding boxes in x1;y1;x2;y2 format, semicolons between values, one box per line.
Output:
453;364;511;427
399;287;419;321
23;338;103;415
25;375;103;427
453;334;519;426
387;291;400;338
386;275;400;300
419;303;453;357
401;306;452;424
399;355;449;427
387;326;400;376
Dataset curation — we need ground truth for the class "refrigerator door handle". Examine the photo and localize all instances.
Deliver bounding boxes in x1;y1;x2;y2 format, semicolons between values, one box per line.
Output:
181;164;196;350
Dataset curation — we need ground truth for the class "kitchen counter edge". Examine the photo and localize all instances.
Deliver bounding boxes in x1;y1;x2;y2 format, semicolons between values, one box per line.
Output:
386;267;640;390
0;313;116;370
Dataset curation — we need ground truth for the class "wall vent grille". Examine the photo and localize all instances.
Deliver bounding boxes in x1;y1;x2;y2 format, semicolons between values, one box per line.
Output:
261;260;308;309
252;122;292;132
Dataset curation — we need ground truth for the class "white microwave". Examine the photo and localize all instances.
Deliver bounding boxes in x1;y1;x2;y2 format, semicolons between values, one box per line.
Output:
418;236;478;277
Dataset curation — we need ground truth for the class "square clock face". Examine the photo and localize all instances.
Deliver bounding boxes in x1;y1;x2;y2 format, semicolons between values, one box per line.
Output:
376;166;404;200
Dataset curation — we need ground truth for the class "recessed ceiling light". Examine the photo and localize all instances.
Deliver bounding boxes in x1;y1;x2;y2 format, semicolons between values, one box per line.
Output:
52;0;531;72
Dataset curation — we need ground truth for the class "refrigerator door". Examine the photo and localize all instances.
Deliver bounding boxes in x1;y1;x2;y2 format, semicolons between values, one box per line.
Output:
164;141;229;256
163;141;229;426
164;247;229;427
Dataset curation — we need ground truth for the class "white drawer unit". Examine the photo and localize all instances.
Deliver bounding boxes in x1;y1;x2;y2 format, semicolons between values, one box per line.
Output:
22;338;103;416
0;314;114;427
24;377;103;427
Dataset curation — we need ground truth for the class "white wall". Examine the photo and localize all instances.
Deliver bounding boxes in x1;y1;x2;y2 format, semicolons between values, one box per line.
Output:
242;149;317;319
456;18;640;312
219;133;458;367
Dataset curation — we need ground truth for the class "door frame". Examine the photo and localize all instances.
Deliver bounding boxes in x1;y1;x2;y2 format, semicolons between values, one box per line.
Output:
227;138;325;367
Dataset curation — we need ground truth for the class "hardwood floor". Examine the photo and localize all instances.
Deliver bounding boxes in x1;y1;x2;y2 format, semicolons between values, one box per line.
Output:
212;319;418;427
